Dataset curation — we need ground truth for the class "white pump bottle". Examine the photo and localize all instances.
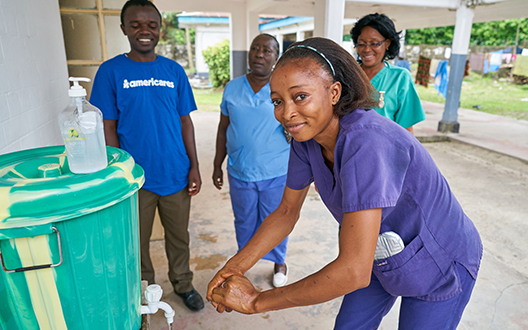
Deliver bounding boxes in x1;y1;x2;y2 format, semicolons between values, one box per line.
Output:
59;77;108;174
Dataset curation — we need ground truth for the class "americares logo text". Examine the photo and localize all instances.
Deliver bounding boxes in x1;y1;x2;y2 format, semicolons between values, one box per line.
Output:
123;78;175;89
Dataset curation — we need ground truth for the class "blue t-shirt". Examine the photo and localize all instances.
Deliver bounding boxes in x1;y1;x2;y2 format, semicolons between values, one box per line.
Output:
220;75;290;182
90;54;197;196
286;109;482;301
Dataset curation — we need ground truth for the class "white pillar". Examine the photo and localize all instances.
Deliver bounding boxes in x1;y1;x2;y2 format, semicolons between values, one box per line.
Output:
230;6;249;79
313;0;345;44
247;11;260;48
439;3;474;133
276;34;284;54
296;31;305;42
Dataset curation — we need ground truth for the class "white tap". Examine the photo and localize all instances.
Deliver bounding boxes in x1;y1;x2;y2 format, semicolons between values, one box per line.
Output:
141;284;175;328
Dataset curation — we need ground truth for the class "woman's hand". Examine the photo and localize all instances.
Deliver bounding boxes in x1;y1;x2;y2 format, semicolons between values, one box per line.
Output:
207;265;245;309
210;274;260;314
212;166;223;190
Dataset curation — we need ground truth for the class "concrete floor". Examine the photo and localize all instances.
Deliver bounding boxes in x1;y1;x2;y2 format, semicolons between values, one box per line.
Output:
145;108;528;329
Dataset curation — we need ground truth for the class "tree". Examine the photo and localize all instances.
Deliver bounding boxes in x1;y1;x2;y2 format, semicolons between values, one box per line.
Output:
202;39;230;88
406;26;454;45
405;18;527;46
470;18;527;46
159;12;195;46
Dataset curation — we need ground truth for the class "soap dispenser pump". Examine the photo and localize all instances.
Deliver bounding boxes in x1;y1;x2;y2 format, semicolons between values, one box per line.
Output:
59;77;108;174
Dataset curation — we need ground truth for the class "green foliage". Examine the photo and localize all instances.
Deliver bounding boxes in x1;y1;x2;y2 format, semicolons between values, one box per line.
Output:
203;39;230;88
470;18;527;46
159;12;195;45
406;26;454;45
405;18;527;46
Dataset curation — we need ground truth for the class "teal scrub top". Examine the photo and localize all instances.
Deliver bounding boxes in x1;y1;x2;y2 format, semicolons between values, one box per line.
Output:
371;62;426;129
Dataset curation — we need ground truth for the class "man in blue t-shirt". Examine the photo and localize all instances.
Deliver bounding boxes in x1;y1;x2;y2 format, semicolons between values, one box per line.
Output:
90;0;204;311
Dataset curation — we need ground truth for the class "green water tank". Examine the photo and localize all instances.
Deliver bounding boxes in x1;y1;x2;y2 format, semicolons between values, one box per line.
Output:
0;146;144;330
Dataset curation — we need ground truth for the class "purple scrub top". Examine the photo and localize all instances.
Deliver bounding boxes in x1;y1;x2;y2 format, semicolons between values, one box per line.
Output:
286;109;482;301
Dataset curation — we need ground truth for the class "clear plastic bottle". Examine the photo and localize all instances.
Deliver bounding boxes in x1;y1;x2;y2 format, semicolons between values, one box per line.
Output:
59;77;108;174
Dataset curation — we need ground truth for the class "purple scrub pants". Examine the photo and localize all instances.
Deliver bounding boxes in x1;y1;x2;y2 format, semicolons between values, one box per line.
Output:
334;263;476;330
228;173;288;264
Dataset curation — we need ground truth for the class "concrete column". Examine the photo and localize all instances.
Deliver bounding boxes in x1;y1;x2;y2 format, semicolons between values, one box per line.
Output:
313;0;345;44
276;34;284;54
296;31;305;42
438;4;474;133
247;11;260;49
230;7;249;79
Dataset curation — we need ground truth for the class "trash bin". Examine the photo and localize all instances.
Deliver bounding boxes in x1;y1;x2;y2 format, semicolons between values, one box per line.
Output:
0;145;144;330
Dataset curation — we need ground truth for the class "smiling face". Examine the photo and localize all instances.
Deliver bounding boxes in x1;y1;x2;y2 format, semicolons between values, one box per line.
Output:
356;26;390;71
120;5;160;61
270;58;341;145
248;35;278;77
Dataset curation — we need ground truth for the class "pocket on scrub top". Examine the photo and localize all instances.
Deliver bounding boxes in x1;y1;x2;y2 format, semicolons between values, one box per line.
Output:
372;234;448;298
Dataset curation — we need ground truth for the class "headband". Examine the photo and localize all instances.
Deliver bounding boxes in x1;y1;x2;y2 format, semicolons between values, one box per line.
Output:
287;44;336;77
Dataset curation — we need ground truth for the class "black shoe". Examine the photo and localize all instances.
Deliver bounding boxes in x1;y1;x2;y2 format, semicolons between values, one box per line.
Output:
176;289;204;311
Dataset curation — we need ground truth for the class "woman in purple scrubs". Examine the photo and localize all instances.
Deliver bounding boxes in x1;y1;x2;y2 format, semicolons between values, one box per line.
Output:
207;37;482;329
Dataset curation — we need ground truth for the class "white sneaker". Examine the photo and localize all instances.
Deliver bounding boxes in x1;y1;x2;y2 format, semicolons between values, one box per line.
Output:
273;264;288;288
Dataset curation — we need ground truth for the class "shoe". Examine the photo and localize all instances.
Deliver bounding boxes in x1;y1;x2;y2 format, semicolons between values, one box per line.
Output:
273;263;288;288
176;289;204;311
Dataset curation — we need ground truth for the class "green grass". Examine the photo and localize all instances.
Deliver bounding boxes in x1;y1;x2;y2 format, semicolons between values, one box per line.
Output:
416;72;528;121
193;88;223;112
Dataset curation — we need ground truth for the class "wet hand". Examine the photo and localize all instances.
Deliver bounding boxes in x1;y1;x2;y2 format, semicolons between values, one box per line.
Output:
207;266;244;308
210;275;260;314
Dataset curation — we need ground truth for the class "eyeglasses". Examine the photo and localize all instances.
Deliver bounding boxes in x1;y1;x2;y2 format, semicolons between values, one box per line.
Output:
355;39;387;50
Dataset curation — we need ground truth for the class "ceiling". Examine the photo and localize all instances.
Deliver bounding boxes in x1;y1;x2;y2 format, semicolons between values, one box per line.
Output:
155;0;528;30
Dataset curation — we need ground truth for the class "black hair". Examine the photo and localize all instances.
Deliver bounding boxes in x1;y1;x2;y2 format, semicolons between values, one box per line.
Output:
350;13;401;61
257;33;280;55
275;37;378;116
121;0;161;26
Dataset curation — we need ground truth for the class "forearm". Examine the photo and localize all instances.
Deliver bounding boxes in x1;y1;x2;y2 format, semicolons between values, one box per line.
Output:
250;208;380;313
181;116;199;170
103;119;119;148
255;258;370;312
213;130;227;169
213;114;229;169
226;187;309;273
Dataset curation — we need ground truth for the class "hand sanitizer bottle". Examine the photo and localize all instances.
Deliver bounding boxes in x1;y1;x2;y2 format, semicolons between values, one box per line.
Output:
59;77;108;174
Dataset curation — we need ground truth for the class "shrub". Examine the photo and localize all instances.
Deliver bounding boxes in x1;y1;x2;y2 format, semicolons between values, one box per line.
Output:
203;39;230;88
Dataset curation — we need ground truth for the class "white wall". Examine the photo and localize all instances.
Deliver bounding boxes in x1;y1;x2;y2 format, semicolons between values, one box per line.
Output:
0;0;69;155
195;25;229;74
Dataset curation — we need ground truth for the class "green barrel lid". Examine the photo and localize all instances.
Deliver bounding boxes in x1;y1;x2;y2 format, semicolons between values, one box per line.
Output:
0;146;144;229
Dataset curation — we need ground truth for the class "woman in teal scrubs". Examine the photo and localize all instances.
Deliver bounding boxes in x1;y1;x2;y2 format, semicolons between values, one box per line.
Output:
351;13;426;134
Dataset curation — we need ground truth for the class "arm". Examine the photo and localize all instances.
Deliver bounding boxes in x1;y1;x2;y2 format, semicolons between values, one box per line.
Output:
210;208;381;314
212;113;230;190
181;114;201;196
207;185;310;306
406;126;414;135
103;119;120;148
